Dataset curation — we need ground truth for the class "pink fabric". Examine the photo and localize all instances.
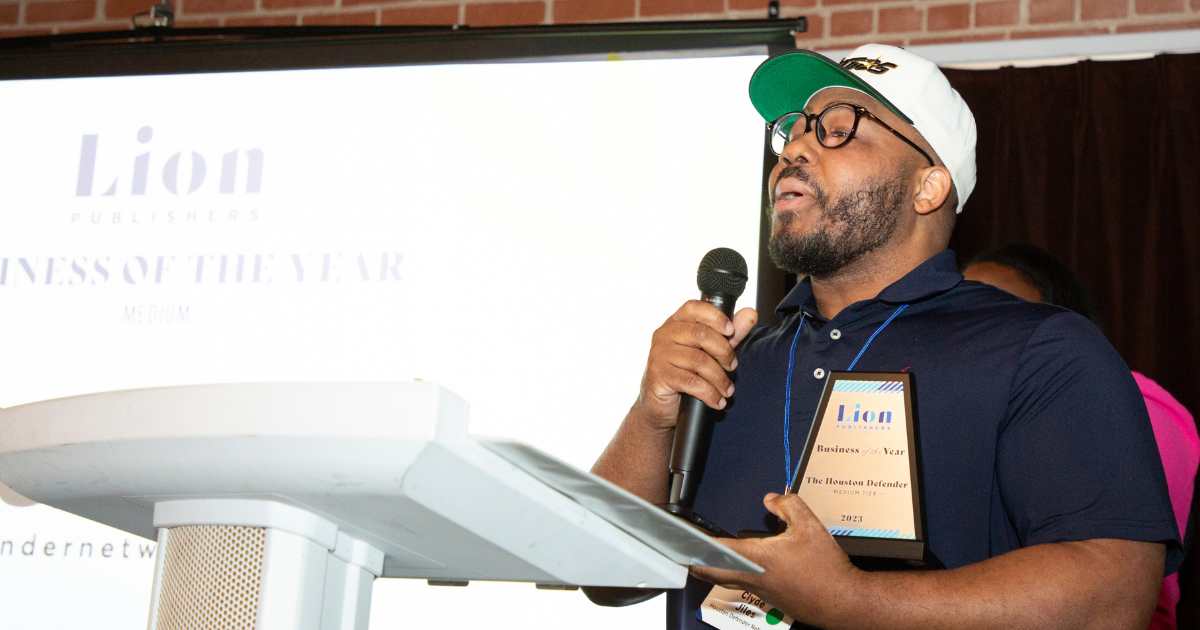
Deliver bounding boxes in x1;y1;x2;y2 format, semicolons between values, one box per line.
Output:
1135;372;1200;630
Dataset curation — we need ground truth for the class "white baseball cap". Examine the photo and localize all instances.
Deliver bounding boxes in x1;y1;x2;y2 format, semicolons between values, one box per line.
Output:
749;44;977;214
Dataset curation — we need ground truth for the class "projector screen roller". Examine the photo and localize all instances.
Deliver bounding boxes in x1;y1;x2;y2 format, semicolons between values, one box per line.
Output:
0;53;767;629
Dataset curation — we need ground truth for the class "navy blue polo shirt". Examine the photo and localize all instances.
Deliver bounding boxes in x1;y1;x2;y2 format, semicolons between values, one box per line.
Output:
668;250;1182;630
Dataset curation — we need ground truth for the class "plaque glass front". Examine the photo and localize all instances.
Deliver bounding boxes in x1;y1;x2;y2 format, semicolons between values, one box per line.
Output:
792;372;926;558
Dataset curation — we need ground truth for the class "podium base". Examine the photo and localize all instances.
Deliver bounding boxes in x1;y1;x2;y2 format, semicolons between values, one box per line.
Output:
147;500;383;630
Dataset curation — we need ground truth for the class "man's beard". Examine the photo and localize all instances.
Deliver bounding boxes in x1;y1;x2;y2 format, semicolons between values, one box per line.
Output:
768;167;907;278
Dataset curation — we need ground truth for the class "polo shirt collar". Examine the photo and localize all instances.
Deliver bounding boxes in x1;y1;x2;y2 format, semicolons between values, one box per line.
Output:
775;250;964;319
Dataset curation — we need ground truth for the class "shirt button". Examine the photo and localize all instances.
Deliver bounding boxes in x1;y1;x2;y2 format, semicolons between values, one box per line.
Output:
830;329;842;340
813;368;826;379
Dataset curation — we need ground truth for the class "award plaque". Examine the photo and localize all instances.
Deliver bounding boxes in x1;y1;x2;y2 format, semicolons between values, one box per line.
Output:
790;371;937;566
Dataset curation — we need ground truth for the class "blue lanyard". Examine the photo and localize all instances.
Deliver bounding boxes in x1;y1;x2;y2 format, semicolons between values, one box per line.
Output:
782;304;908;490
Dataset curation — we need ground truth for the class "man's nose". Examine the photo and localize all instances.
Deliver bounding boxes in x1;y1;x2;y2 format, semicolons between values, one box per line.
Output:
779;129;820;167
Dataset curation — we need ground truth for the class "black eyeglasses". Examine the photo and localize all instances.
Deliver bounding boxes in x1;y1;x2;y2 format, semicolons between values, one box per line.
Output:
769;103;935;167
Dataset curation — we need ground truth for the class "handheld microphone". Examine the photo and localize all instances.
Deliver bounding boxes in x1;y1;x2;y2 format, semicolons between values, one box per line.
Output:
667;247;748;510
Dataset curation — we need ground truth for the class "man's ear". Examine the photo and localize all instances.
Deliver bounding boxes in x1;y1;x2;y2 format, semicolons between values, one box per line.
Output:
913;166;952;216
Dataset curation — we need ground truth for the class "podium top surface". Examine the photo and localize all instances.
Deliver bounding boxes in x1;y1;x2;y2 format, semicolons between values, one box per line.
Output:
0;382;761;587
0;381;465;452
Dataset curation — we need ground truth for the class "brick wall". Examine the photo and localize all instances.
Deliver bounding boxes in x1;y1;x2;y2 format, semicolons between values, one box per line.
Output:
1;0;1196;49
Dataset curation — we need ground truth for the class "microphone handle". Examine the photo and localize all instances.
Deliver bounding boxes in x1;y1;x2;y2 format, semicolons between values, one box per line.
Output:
668;293;736;509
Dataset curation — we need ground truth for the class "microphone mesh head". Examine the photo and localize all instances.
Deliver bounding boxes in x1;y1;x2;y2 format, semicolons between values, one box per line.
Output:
697;248;748;298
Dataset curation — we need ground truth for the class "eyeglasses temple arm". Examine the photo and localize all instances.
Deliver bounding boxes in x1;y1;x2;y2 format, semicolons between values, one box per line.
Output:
886;128;935;167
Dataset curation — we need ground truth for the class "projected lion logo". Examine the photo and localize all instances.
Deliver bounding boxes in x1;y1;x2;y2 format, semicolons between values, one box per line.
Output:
75;126;263;197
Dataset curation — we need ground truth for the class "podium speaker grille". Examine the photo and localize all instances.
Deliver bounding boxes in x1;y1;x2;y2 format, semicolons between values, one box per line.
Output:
154;525;266;630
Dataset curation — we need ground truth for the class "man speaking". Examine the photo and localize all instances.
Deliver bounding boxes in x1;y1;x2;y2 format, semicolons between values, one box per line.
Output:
586;45;1181;629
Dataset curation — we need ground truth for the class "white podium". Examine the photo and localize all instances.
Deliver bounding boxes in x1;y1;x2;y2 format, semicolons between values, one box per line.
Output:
0;382;759;630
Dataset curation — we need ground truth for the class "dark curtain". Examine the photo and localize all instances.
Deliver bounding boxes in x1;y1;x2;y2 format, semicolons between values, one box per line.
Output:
944;53;1200;419
758;54;1200;416
942;53;1200;623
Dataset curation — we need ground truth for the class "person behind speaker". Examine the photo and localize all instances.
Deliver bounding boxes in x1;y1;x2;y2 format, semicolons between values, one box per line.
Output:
584;44;1181;630
963;242;1200;630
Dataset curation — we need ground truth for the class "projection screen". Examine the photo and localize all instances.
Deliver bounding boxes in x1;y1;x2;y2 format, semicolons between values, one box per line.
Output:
0;49;769;629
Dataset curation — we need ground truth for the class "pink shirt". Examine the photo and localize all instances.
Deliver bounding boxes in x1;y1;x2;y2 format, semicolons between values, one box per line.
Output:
1135;372;1199;630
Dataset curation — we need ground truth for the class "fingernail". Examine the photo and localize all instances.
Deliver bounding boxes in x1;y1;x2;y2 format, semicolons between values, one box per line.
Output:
731;358;739;370
765;492;780;501
718;398;727;409
725;322;734;334
726;384;735;396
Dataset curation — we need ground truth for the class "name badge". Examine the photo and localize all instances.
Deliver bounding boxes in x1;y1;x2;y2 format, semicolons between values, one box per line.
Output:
699;585;794;630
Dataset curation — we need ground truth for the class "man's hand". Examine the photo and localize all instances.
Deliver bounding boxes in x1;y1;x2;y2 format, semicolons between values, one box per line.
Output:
584;302;757;608
592;301;758;505
689;493;1165;630
689;493;858;615
633;301;758;433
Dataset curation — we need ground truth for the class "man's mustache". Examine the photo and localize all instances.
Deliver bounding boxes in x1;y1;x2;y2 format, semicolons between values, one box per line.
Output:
777;165;812;186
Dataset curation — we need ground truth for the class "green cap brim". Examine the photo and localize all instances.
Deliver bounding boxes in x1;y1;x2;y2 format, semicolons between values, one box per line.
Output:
749;50;913;125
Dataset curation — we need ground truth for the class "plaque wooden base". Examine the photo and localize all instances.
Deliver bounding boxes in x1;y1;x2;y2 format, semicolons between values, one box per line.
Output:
849;547;943;571
735;529;943;570
837;536;925;561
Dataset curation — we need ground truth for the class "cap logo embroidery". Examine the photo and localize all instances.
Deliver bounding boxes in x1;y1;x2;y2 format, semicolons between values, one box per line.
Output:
840;57;898;75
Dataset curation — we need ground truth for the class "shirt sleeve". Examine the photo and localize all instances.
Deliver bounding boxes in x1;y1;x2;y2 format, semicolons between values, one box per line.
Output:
996;310;1184;575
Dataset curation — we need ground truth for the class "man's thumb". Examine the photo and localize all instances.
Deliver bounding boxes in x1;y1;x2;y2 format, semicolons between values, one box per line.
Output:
764;493;815;528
